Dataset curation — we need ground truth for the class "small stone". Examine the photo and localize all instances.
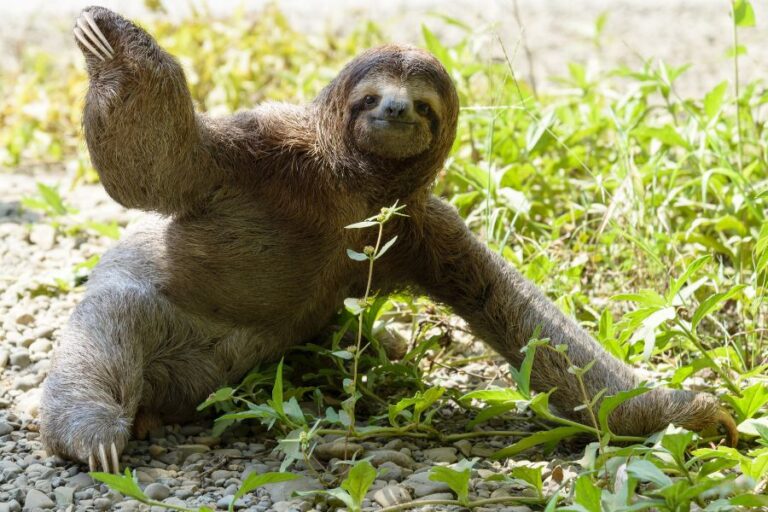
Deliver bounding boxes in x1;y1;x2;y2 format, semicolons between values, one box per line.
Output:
15;313;35;326
29;224;56;250
0;422;14;436
241;463;271;480
377;461;410;482
368;450;415;469
211;448;242;458
93;497;112;510
16;389;42;417
419;492;455;501
422;447;458;463
210;470;235;481
216;496;245;509
314;441;364;461
28;339;52;354
67;472;94;490
0;349;9;368
148;445;167;458
453;439;472;457
403;471;451;498
23;489;54;510
9;350;30;368
144;483;170;501
263;476;322;503
13;373;43;391
372;485;411;507
53;486;74;506
176;444;210;461
470;445;496;457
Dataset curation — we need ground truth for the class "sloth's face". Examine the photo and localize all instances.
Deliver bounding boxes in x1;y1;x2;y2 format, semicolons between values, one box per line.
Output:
348;73;443;160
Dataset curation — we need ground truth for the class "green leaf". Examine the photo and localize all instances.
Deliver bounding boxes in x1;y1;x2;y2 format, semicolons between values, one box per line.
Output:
429;459;474;506
703;82;728;119
230;472;300;512
733;0;756;27
668;255;710;300
36;182;69;215
509;465;543;496
421;25;452;70
340;460;377;512
493;426;585;458
343;297;364;315
731;494;768;507
374;235;398;260
598;387;651;435
271;359;286;418
572;474;602;512
691;284;745;330
346;249;368;261
626;459;672;488
197;386;234;411
90;469;147;501
345;221;378;229
84;221;120;239
724;382;768;422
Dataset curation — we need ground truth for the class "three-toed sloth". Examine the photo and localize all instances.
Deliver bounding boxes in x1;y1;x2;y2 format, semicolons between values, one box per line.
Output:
41;6;737;473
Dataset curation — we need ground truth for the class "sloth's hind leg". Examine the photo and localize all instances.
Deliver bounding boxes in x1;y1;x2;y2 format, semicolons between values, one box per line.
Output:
40;285;170;472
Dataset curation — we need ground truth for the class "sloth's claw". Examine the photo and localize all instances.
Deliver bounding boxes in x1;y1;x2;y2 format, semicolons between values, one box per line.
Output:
82;11;114;56
73;11;113;62
73;27;106;62
88;453;97;473
111;442;120;473
98;442;110;473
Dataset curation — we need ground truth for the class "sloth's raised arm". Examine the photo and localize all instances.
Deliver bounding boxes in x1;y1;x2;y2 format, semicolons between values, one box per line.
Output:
405;197;737;443
74;7;223;215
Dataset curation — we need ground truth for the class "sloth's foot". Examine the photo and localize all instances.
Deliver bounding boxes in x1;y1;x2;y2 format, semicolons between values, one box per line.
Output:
88;441;121;474
73;10;114;62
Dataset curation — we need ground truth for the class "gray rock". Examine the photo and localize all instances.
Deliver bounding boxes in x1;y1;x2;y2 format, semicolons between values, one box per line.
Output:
175;444;210;461
53;486;74;506
418;492;455;501
263;476;322;503
422;447;458;463
377;461;410;482
216;496;246;509
0;422;13;436
144;483;170;501
313;441;364;461
241;463;271;480
66;472;94;490
29;224;56;250
28;339;52;354
453;439;472;458
9;350;30;369
14;312;35;326
372;485;411;507
13;373;44;391
210;470;236;481
0;349;9;369
368;450;415;469
93;497;112;510
22;489;54;510
403;471;451;498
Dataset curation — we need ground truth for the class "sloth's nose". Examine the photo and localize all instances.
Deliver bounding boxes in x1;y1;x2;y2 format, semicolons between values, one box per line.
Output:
382;98;410;119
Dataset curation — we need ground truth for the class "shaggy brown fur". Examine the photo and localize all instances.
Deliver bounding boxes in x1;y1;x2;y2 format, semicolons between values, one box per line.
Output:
41;6;737;470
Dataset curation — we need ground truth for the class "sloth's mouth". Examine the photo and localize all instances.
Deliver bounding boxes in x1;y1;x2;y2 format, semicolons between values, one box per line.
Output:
371;118;417;127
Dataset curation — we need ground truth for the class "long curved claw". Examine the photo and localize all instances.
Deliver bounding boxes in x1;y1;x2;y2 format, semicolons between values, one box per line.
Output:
716;408;739;447
73;11;114;62
111;442;120;474
98;442;110;473
73;27;106;62
82;11;114;56
89;454;97;473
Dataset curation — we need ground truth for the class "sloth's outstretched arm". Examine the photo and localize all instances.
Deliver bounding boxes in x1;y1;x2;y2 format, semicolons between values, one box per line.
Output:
406;197;737;445
74;7;222;215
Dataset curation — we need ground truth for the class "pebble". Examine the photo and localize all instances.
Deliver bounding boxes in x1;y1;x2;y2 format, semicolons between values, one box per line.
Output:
67;472;94;490
453;439;473;457
93;497;112;510
216;496;245;509
422;447;458;463
53;486;74;506
144;483;171;501
23;489;54;510
29;224;56;250
9;350;30;369
313;441;364;461
372;484;411;507
13;374;43;391
403;471;451;498
263;477;323;503
377;461;410;481
368;450;415;469
0;422;14;436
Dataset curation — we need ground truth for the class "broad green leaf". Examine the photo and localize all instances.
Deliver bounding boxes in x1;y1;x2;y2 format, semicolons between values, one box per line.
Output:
90;469;146;501
572;474;601;512
36;182;69;215
598;387;651;435
626;459;672;488
197;386;234;411
429;459;474;506
723;382;768;421
733;0;756;27
510;465;543;496
346;249;368;261
668;255;710;300
691;284;745;330
493;426;585;458
341;460;377;512
629;306;675;361
731;494;768;507
703;81;728;119
231;472;300;512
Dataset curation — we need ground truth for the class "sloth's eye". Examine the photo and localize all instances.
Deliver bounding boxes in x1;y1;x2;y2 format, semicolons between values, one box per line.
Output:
415;101;431;116
363;95;379;107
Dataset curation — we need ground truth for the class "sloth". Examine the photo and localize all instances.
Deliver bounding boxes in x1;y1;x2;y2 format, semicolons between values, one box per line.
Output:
40;6;737;473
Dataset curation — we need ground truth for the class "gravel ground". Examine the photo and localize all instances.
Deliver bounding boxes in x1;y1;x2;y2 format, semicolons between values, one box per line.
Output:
1;1;766;510
0;173;571;511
